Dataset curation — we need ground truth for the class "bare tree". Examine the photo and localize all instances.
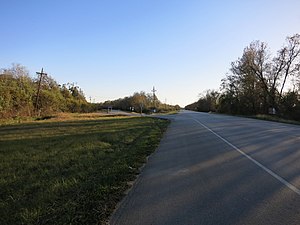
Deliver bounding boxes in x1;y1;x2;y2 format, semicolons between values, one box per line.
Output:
279;34;300;97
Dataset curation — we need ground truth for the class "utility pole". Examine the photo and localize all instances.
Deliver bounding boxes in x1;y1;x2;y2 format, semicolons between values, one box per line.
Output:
35;68;47;115
151;86;157;112
165;98;167;110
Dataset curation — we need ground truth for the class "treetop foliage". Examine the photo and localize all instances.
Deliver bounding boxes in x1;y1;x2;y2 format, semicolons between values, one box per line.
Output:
0;64;91;118
186;34;300;121
98;91;180;113
0;64;179;119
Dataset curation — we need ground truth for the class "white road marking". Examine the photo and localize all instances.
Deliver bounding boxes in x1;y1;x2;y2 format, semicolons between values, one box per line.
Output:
192;117;300;196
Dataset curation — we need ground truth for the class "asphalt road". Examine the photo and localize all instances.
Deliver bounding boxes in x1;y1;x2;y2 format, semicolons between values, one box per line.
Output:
110;110;300;225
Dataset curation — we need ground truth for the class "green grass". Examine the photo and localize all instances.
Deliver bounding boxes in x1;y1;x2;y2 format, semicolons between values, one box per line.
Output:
0;117;169;225
247;114;300;125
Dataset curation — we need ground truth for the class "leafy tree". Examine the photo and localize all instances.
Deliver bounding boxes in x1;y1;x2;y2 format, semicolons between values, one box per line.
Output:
280;91;300;120
187;33;300;121
219;34;300;116
0;64;90;119
185;90;219;112
99;91;178;114
131;92;148;114
0;64;35;118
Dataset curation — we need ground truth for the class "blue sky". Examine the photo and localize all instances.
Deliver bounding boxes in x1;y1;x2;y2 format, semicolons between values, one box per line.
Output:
1;0;300;106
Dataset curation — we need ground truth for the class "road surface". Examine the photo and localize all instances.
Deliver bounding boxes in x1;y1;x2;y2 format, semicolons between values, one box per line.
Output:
110;110;300;225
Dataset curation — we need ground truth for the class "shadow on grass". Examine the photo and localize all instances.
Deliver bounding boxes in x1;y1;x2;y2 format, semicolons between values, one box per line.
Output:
0;117;169;225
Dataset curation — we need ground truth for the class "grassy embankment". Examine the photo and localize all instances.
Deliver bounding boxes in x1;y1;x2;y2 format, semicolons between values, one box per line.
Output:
249;114;300;125
0;114;169;224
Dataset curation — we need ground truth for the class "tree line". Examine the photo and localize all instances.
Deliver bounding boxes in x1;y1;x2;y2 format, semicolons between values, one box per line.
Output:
0;64;179;119
186;34;300;121
0;64;93;119
98;91;180;114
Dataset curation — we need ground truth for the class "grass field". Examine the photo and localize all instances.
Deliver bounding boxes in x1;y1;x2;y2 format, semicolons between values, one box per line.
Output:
0;116;169;225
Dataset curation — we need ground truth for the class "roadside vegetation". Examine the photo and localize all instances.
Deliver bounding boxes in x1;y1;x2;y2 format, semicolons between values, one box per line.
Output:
0;115;169;225
247;114;300;125
185;34;300;122
99;91;181;114
0;64;95;119
0;64;179;120
0;62;176;225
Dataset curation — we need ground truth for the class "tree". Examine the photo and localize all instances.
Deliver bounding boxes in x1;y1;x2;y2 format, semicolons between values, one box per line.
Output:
280;91;300;120
185;90;219;112
99;91;178;114
131;92;147;114
0;64;35;117
220;34;300;115
0;64;91;118
278;34;300;97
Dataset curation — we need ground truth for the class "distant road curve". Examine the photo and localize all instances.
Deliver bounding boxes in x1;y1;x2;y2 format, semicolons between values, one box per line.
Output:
110;110;300;225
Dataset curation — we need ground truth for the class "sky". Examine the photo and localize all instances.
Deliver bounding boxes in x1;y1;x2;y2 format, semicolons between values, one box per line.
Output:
1;0;300;107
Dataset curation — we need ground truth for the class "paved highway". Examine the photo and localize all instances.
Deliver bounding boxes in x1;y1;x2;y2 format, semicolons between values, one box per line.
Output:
110;110;300;225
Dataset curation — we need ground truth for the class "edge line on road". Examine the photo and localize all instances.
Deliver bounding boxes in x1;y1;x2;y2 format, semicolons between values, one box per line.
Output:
191;117;300;196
